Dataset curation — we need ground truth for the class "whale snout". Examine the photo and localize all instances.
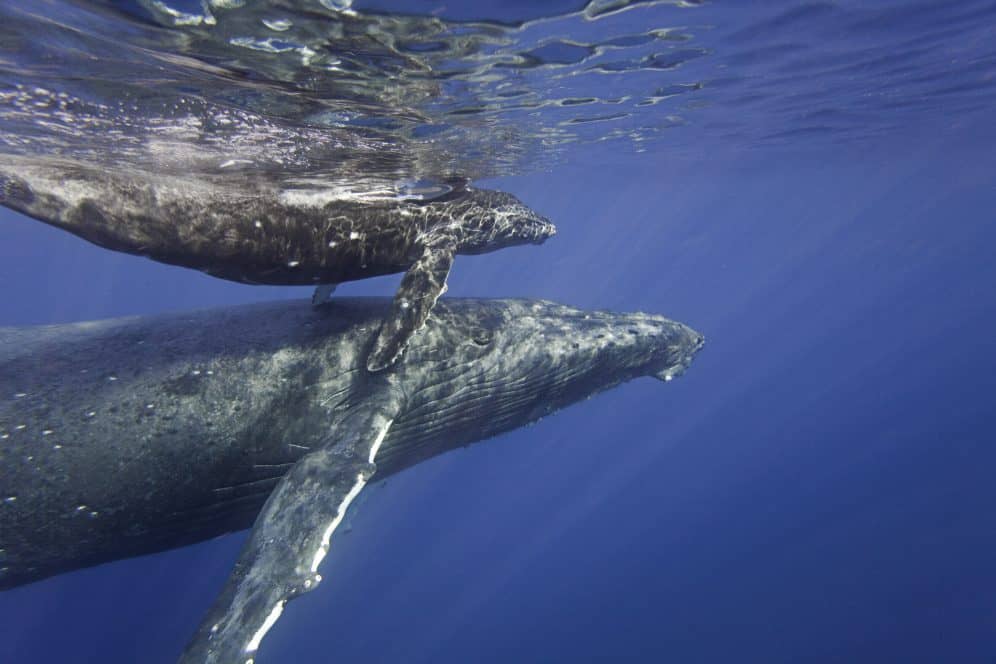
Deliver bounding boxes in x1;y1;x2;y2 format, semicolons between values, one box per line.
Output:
504;197;556;244
685;325;706;353
653;322;704;382
456;188;557;253
529;217;557;244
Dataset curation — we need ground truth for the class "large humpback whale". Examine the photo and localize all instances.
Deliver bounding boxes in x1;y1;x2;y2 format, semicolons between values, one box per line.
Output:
0;297;702;662
0;155;555;370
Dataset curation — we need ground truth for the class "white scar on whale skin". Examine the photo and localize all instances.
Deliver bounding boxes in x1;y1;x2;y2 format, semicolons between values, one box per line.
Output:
244;418;393;656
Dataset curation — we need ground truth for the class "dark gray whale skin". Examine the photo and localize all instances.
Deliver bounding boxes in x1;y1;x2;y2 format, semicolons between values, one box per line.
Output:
0;155;556;370
0;297;702;662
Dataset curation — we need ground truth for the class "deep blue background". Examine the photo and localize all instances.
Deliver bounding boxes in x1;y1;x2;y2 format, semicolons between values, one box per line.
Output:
3;122;996;662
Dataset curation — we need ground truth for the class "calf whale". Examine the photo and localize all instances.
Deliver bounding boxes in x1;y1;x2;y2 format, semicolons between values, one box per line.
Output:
0;297;703;662
0;154;556;370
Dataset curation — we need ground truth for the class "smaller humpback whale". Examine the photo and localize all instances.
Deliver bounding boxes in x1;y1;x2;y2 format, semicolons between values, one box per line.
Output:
0;155;555;370
0;297;703;662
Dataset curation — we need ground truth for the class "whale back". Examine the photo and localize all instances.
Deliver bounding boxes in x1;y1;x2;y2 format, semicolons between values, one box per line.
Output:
0;299;387;588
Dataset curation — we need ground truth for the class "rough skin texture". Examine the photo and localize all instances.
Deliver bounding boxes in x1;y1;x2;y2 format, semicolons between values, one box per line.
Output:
0;297;703;662
0;154;556;371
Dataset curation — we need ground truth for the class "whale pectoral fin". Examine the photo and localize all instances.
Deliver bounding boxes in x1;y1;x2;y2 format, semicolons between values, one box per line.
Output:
180;407;397;664
367;246;455;372
311;283;338;307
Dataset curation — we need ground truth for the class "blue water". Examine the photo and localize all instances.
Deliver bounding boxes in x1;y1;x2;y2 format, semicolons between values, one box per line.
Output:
3;1;996;662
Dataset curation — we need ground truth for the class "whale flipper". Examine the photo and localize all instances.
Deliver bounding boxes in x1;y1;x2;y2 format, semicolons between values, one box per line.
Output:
180;403;400;664
367;245;454;372
311;283;338;307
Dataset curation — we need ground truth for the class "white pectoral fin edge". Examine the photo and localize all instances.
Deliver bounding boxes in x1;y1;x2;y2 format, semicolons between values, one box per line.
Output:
244;417;394;658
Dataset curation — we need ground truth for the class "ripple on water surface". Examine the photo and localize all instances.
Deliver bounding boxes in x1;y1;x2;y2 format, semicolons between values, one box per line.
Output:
0;0;994;188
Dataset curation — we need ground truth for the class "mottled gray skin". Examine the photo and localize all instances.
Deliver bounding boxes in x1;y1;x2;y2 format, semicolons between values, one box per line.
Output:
0;154;556;370
0;297;702;662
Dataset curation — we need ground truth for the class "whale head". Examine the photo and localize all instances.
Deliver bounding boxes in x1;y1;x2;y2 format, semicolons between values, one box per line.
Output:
379;299;703;472
444;188;556;254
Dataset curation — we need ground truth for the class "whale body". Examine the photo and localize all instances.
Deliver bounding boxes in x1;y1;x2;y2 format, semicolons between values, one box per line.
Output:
0;155;556;370
0;297;702;661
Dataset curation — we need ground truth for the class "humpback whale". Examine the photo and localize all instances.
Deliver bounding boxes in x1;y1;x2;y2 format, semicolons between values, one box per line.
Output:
0;155;555;370
0;297;703;662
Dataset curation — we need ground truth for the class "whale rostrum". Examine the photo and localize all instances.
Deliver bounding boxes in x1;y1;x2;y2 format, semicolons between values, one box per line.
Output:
0;154;556;370
0;297;703;661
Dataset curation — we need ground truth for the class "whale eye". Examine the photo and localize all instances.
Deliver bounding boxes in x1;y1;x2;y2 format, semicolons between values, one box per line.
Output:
470;327;493;346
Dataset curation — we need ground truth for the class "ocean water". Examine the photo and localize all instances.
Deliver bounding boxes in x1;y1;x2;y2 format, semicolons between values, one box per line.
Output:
2;1;996;662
